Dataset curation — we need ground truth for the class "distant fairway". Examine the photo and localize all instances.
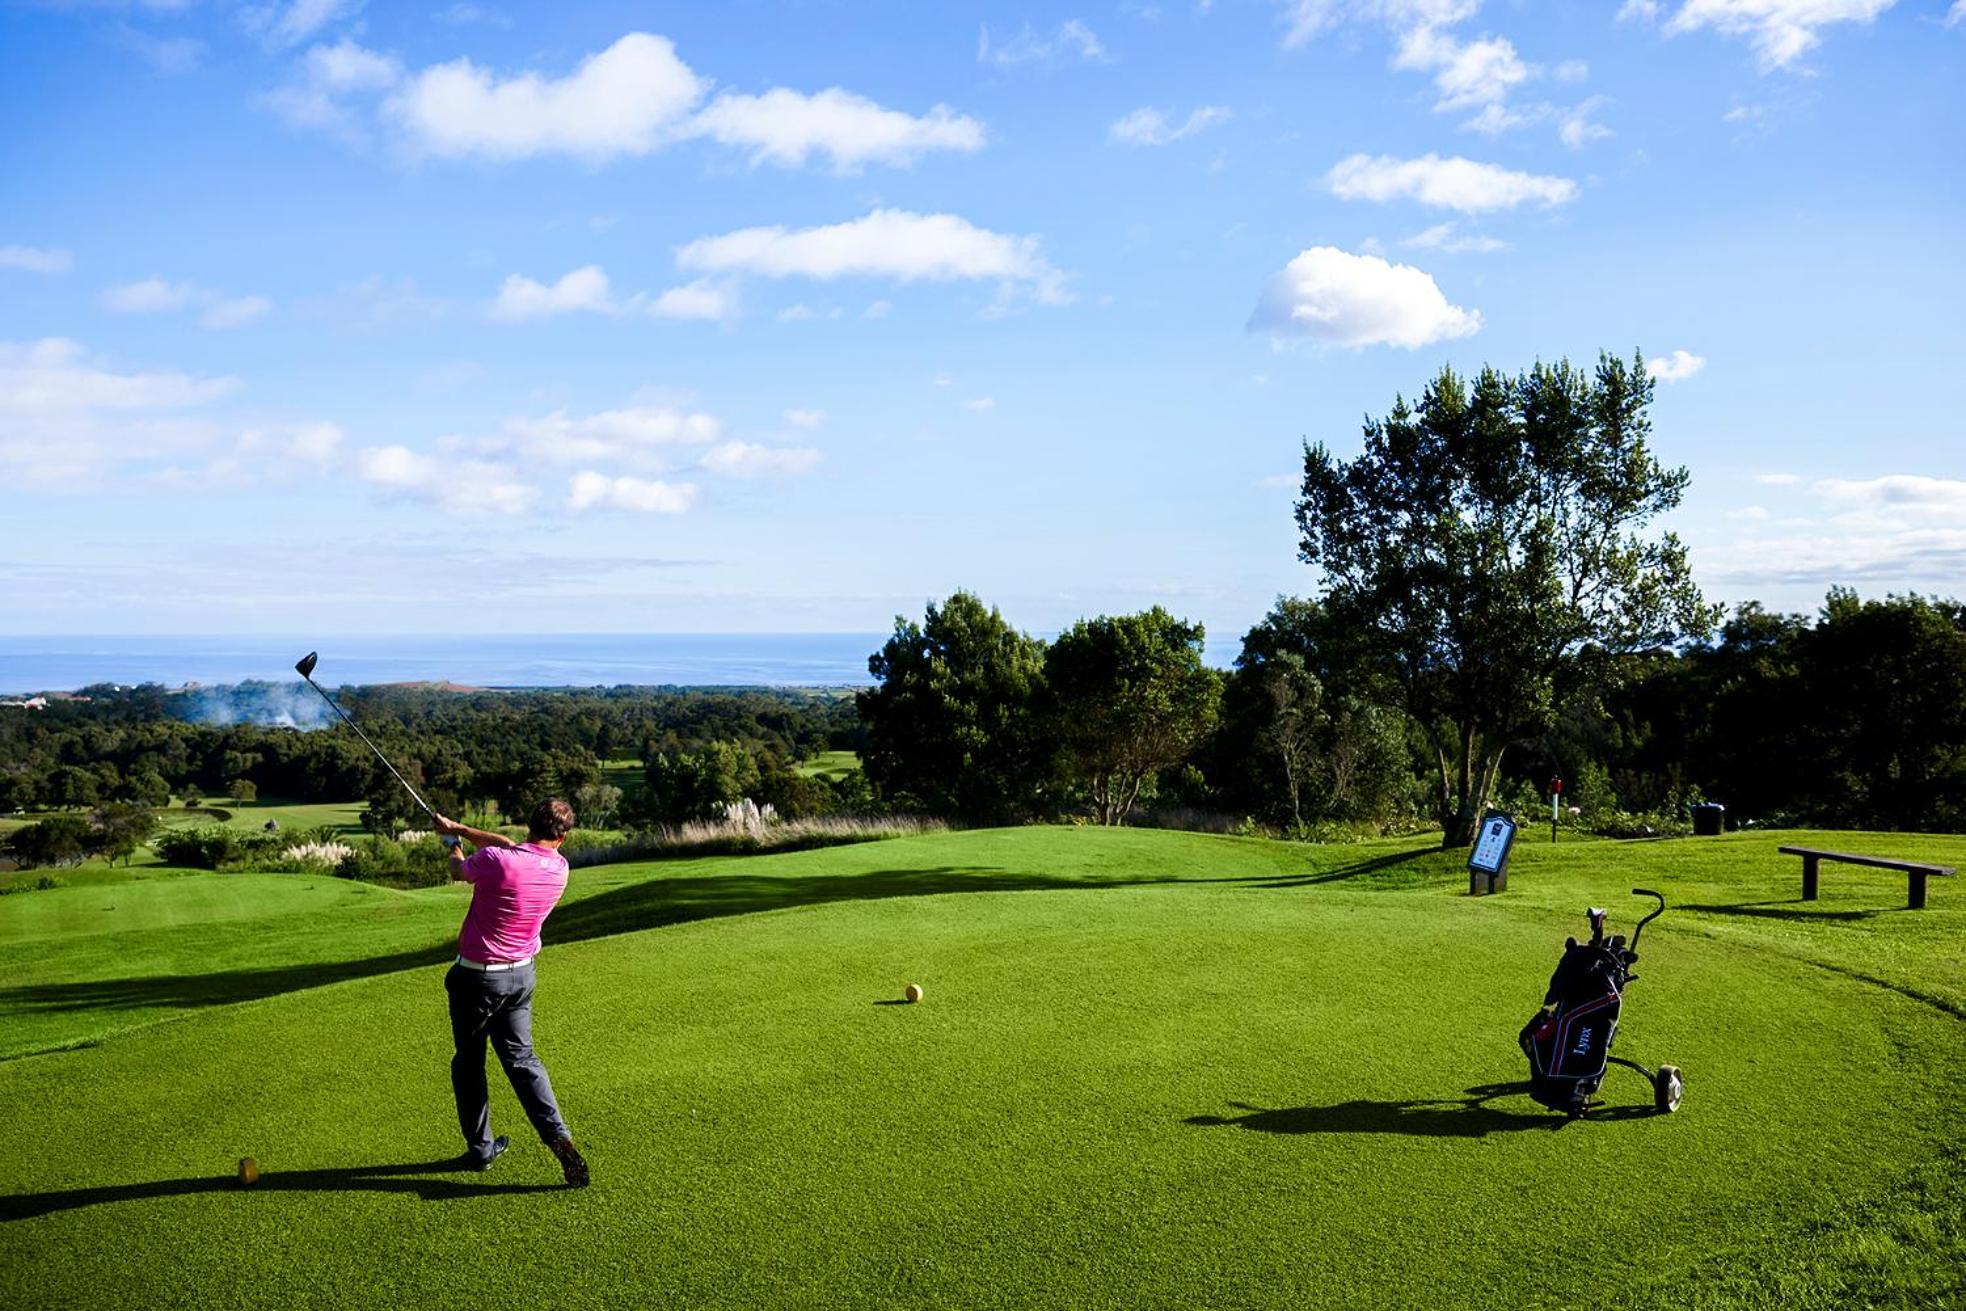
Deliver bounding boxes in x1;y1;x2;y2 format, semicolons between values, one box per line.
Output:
2;828;1961;1308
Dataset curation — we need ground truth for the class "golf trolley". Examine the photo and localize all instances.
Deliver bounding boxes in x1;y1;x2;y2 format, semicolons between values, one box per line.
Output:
1518;888;1683;1118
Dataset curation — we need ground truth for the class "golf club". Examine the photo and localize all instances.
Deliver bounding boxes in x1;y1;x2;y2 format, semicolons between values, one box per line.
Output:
293;650;437;821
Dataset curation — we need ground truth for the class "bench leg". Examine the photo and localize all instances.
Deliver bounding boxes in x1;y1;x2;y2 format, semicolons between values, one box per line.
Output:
1910;871;1927;911
1802;855;1818;902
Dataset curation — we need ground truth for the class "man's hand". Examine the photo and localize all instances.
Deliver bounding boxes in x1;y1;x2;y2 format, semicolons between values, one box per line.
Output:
433;815;464;837
431;815;519;851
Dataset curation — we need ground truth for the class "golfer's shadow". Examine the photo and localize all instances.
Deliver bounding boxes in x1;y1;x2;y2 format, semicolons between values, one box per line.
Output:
0;1158;562;1221
1186;1082;1562;1138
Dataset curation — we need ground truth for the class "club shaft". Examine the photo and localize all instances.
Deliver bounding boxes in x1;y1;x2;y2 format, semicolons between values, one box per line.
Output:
299;675;436;819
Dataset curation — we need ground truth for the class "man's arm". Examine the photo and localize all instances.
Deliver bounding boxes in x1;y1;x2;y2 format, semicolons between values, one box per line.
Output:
433;814;518;850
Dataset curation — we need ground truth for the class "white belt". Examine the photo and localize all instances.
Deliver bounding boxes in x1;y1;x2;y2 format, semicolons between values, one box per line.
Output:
456;955;533;972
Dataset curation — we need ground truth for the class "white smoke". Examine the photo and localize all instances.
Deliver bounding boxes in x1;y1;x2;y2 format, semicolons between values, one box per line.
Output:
183;681;334;729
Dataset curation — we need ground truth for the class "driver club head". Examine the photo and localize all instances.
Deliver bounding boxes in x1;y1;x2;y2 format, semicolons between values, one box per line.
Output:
295;651;319;680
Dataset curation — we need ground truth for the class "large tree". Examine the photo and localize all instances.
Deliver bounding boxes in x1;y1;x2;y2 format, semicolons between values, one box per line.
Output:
1045;608;1220;825
858;591;1050;824
1295;354;1714;847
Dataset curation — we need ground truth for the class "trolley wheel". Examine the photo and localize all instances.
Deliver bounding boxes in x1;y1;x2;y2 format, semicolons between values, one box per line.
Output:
1654;1065;1684;1113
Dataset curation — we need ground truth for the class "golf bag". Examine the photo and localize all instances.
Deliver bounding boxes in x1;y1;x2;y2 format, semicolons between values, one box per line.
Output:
1518;889;1682;1117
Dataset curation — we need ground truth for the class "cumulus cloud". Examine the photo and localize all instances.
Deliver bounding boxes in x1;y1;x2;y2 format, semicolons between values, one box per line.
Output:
689;88;984;171
1558;96;1614;148
1635;0;1896;70
1249;246;1479;349
700;441;821;478
676;208;1071;306
568;471;698;513
1394;27;1530;111
270;32;984;171
490;266;614;321
1109;105;1232;145
1325;153;1577;212
1646;349;1706;382
978;20;1108;66
102;278;273;328
964;397;997;412
784;408;824;429
0;245;72;275
647;279;739;322
481;406;722;468
244;0;364;49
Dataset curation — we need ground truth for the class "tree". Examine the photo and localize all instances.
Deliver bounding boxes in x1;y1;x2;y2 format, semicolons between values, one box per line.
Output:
180;783;204;807
92;803;158;866
228;777;259;803
1045;608;1221;826
1296;355;1715;847
640;743;758;826
857;591;1051;824
4;816;92;869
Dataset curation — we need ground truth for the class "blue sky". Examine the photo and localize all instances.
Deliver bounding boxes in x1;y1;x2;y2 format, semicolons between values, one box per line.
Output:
3;0;1962;641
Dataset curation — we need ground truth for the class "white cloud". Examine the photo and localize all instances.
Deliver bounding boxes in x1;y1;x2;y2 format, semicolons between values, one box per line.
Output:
1325;153;1577;212
569;471;697;513
246;0;364;49
1814;474;1966;520
389;33;704;161
1553;58;1591;81
355;443;534;512
490;266;615;321
1558;96;1613;148
648;279;739;323
1403;221;1508;253
1754;472;1801;486
1109;104;1232;145
274;33;982;172
1646;349;1706;382
486;406;723;468
784;408;824;429
964;397;997;412
1949;0;1965;25
1281;0;1482;49
688;88;984;171
1726;505;1771;521
862;298;893;319
102;278;199;313
1248;246;1480;348
356;442;434;488
978;20;1108;66
201;295;273;329
1705;475;1966;588
0;338;238;412
1635;0;1895;70
676;208;1071;306
1395;27;1530;111
776;304;819;322
700;441;821;478
104;279;274;329
0;245;72;275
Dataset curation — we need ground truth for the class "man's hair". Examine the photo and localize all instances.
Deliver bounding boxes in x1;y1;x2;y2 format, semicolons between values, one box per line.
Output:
528;797;577;842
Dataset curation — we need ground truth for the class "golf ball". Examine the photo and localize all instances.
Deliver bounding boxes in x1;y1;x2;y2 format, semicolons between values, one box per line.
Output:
237;1157;259;1188
904;984;923;1003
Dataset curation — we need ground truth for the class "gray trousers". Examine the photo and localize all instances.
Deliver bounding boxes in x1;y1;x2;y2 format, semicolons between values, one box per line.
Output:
445;962;571;1157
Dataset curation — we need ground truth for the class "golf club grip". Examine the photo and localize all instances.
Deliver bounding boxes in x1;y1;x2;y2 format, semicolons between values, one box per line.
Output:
301;676;436;818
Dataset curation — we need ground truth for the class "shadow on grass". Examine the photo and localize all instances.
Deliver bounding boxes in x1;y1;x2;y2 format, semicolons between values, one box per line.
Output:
1679;900;1891;924
1186;1082;1564;1138
0;1158;563;1220
0;865;1166;1037
1250;848;1438;889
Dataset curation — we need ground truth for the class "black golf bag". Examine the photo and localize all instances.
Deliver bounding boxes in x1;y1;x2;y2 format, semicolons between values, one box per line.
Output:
1518;889;1682;1117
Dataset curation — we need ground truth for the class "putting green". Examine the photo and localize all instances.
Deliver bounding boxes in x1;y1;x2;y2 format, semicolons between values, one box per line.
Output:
0;829;1960;1309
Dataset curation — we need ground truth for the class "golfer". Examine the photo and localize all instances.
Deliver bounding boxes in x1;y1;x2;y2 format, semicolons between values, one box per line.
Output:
432;799;590;1188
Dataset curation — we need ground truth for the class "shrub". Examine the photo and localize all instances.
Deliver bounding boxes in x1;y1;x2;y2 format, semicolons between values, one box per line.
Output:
335;836;452;888
153;825;282;870
566;813;945;869
3;816;94;868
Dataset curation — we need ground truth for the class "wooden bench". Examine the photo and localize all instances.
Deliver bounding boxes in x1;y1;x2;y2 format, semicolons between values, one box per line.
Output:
1778;846;1957;910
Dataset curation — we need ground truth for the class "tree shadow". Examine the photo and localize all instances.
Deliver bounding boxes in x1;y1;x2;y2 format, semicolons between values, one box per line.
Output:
0;1158;563;1221
1185;1082;1564;1138
1680;900;1890;923
0;865;1169;1048
1251;848;1438;889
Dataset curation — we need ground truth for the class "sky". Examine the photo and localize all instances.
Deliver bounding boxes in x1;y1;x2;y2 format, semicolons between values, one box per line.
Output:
2;0;1962;642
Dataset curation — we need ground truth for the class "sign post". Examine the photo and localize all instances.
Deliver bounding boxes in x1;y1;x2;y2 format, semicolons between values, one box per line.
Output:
1467;811;1517;896
1549;775;1563;844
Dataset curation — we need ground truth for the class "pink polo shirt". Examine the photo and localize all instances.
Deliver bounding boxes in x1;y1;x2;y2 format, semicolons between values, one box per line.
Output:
455;842;570;964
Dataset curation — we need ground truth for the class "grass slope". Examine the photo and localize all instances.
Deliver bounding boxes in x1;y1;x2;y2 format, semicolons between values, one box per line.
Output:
0;828;1961;1309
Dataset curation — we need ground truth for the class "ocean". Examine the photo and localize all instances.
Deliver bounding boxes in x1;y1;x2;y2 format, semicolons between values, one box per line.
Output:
0;634;890;694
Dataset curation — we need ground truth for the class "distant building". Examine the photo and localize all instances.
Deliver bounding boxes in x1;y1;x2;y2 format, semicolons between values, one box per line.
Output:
0;696;48;711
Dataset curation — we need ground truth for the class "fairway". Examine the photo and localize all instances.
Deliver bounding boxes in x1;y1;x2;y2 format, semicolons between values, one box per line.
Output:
2;828;1961;1309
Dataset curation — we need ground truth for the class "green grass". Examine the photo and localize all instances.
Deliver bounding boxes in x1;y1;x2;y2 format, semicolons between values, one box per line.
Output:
0;827;1960;1309
796;749;861;781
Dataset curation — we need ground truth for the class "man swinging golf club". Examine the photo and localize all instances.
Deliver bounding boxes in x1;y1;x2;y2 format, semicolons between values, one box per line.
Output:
433;799;591;1188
